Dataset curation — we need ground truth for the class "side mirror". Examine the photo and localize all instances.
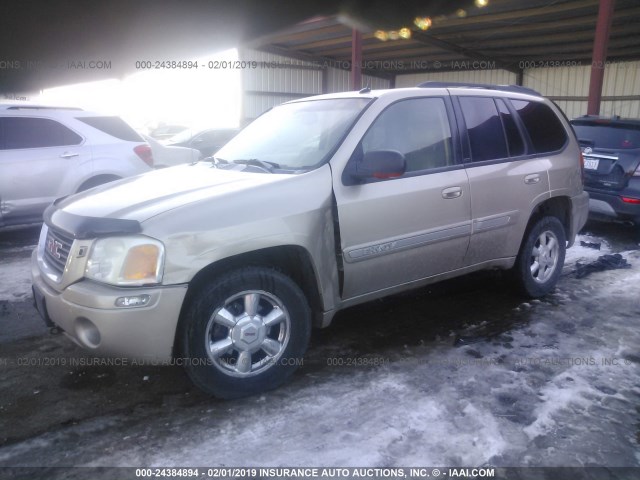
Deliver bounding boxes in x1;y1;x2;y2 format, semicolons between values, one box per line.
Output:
354;150;406;180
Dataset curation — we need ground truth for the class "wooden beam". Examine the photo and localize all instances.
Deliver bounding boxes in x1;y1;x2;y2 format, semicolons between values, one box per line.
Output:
351;29;363;90
588;0;616;115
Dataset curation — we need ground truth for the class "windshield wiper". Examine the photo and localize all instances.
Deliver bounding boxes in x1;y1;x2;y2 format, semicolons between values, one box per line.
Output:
198;156;230;167
231;159;280;172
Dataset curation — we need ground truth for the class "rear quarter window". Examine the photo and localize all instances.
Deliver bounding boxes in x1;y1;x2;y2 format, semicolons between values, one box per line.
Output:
77;116;143;142
511;100;567;153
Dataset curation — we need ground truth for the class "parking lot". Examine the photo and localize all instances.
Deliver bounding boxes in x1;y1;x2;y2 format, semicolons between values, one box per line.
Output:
0;222;638;471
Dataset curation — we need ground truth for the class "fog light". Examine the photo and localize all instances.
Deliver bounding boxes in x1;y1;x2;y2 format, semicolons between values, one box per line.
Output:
76;317;101;348
115;294;151;308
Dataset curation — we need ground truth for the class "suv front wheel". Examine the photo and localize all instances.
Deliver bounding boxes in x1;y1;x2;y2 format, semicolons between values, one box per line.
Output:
180;267;311;399
513;216;566;298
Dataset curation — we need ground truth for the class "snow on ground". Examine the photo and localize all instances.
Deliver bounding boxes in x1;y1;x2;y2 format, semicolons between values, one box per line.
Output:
0;246;35;302
0;244;638;469
564;233;612;268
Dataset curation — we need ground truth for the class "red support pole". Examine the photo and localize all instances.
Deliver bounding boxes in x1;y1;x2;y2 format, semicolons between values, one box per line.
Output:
587;0;616;115
351;29;362;91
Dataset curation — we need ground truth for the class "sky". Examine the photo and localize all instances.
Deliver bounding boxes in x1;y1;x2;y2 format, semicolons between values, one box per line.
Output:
34;49;241;133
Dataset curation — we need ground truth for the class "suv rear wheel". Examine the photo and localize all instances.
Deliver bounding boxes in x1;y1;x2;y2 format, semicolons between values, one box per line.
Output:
513;216;566;298
180;267;311;399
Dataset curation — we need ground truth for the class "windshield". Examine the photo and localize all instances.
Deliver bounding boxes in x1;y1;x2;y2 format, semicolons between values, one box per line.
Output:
164;128;197;145
572;123;640;150
215;97;372;171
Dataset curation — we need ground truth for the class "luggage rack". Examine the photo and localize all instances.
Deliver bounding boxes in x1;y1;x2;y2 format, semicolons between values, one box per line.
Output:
417;81;541;97
0;104;83;111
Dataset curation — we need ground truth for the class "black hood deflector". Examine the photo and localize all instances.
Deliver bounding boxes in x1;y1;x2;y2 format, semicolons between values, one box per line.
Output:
44;200;141;239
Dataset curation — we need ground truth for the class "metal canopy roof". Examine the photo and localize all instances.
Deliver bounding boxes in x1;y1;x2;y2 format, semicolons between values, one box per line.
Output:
0;0;473;92
248;0;640;79
2;1;638;92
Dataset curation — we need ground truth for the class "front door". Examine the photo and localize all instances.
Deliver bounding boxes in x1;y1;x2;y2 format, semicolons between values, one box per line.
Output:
333;96;472;300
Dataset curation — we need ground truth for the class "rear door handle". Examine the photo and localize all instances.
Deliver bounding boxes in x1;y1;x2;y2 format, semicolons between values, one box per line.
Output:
442;186;463;199
60;152;79;159
524;173;540;185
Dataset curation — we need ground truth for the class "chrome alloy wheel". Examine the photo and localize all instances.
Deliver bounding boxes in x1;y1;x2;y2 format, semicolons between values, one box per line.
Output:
530;230;560;284
204;290;291;377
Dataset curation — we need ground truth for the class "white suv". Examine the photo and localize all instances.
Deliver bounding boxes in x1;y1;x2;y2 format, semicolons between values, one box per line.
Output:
0;104;154;228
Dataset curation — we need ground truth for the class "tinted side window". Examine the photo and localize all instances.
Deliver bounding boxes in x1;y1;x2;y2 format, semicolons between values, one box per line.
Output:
361;97;454;173
459;97;508;162
511;100;567;153
1;117;82;150
496;99;525;156
77;116;143;142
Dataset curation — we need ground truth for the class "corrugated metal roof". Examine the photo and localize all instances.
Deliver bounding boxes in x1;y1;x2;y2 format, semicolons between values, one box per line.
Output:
247;0;640;79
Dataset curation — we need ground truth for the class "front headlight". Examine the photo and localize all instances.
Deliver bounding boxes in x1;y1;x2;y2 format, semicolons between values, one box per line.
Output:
85;236;164;286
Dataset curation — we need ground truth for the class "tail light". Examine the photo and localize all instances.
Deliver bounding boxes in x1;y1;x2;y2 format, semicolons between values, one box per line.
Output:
579;151;585;183
621;196;640;204
134;144;154;167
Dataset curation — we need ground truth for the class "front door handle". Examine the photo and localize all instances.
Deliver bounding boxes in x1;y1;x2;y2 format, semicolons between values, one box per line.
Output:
442;186;463;199
524;173;541;185
60;152;79;159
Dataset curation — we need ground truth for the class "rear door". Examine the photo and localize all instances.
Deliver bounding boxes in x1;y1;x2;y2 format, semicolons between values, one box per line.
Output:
454;95;554;265
333;96;471;300
0;116;90;225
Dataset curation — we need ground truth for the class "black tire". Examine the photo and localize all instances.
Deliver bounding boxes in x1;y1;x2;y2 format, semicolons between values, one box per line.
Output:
179;267;311;399
513;216;566;298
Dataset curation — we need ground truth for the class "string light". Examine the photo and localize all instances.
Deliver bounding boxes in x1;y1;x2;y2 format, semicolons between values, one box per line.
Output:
414;17;432;31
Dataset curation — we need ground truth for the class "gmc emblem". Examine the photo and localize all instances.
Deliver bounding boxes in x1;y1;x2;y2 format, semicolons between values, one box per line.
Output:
46;237;63;259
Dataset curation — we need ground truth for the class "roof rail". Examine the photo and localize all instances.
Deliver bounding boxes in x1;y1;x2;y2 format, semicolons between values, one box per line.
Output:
0;105;83;111
417;81;542;97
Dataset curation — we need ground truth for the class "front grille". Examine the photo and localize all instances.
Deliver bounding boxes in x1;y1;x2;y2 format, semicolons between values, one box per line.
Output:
43;228;74;275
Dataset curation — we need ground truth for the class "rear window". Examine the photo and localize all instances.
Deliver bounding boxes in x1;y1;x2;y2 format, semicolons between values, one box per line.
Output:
571;122;640;150
0;117;83;149
511;100;567;153
77;116;143;142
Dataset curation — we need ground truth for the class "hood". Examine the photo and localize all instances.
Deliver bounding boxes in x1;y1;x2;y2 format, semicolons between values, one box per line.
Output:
55;163;290;223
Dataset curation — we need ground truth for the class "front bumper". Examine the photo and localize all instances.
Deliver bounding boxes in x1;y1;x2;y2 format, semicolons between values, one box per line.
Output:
31;250;188;362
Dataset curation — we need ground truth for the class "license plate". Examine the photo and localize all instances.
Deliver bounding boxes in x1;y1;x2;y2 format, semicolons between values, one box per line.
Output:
584;158;599;170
